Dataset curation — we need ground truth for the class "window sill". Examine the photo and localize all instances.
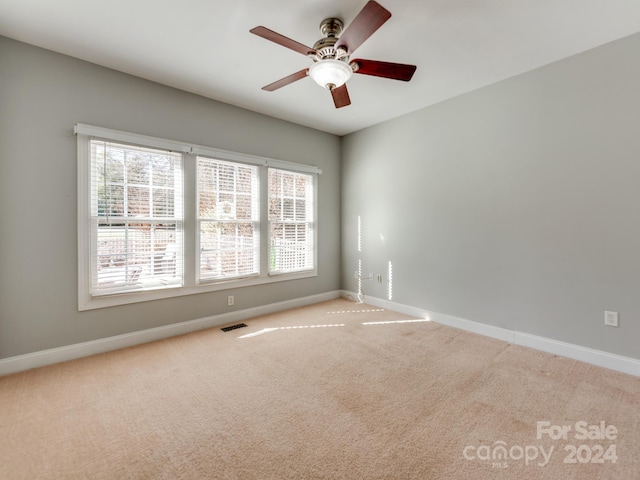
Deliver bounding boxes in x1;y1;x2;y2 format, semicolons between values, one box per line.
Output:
78;270;317;311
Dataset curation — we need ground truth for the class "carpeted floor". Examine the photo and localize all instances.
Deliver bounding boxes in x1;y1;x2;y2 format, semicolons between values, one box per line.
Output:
1;298;638;479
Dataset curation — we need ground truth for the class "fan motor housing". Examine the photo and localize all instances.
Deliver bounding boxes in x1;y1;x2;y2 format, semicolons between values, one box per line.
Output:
313;18;349;61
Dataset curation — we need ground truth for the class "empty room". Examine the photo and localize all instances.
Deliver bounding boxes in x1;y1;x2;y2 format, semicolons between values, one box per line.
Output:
1;1;639;478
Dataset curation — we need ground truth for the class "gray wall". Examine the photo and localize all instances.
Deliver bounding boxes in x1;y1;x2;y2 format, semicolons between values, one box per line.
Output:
3;31;639;363
0;36;341;359
342;33;640;360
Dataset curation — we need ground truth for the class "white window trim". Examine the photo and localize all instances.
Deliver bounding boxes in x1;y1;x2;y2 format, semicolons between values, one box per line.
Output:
76;124;320;311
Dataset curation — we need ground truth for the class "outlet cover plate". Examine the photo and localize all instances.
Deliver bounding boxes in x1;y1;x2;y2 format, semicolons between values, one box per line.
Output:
604;311;619;327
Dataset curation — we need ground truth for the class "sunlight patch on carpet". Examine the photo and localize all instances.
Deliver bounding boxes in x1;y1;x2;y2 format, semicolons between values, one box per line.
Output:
362;318;431;325
327;309;385;314
238;324;346;339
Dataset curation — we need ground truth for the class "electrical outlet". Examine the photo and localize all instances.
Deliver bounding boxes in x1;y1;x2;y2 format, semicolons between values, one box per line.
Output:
228;295;235;306
604;311;619;327
377;274;383;283
354;270;359;279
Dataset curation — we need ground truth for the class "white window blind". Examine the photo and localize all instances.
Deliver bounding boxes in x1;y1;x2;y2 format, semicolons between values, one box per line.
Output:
268;168;315;274
90;140;183;295
197;157;260;281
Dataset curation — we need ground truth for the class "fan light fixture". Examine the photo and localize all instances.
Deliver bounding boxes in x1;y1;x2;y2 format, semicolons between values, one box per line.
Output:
309;60;353;90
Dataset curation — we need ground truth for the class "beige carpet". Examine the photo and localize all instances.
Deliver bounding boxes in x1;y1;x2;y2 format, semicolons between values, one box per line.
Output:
1;299;639;479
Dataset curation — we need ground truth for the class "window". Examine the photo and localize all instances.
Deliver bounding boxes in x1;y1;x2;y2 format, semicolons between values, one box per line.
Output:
77;124;320;310
89;140;183;296
197;157;259;281
269;168;315;274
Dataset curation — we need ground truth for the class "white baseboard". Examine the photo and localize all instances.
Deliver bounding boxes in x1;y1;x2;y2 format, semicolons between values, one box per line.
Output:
4;290;638;378
344;291;640;377
0;291;342;377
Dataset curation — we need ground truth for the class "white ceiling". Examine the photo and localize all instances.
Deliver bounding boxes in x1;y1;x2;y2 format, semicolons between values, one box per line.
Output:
1;0;640;136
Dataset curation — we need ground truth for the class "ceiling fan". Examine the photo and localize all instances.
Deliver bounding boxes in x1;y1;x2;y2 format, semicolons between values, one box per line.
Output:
250;0;417;108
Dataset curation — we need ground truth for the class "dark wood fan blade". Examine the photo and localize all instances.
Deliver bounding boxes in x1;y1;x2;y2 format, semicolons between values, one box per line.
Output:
250;26;317;56
262;69;309;91
351;59;416;81
334;1;391;55
331;84;351;108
